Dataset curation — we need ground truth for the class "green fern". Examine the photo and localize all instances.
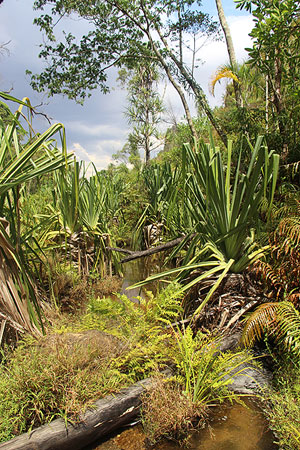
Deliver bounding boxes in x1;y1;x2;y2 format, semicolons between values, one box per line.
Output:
242;301;300;359
172;327;255;405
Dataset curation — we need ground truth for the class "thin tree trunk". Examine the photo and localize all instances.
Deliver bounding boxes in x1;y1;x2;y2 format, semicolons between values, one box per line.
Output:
155;29;228;147
148;36;198;140
215;0;243;108
145;106;151;164
273;54;288;158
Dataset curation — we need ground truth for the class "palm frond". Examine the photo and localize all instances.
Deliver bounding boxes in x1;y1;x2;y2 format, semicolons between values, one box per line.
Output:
210;66;240;96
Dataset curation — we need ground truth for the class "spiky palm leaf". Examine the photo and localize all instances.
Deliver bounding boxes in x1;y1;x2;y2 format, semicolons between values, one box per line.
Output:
131;136;279;315
0;92;72;333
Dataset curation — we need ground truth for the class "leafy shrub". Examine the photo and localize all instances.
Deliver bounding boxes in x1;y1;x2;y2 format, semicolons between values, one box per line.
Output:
172;327;254;405
83;281;183;338
141;326;256;444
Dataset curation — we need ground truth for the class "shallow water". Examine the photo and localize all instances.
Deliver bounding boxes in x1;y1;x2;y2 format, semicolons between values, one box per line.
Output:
120;255;167;301
88;401;277;450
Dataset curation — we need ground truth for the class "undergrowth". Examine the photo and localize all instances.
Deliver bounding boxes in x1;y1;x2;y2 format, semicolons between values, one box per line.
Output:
142;327;256;445
262;360;300;450
0;282;257;445
0;282;183;442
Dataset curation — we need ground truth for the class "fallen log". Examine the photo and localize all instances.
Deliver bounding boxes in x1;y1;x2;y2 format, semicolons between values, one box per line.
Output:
107;234;195;264
225;299;259;330
0;377;153;450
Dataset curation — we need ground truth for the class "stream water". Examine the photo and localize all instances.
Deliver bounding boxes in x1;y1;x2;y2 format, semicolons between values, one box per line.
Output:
89;257;278;450
88;400;277;450
119;255;166;301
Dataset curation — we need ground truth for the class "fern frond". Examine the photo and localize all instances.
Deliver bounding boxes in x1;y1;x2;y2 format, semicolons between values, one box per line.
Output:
276;301;300;357
242;302;278;347
278;217;300;247
243;301;300;359
254;260;281;291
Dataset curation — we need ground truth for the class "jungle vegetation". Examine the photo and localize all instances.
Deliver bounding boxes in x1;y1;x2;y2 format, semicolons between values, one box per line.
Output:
0;0;300;448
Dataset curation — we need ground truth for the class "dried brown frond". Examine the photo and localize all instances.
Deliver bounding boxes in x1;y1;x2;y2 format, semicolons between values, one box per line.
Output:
253;191;300;301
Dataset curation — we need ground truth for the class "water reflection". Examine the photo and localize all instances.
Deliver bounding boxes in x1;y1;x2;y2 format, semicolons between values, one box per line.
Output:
89;401;277;450
120;255;167;302
186;401;277;450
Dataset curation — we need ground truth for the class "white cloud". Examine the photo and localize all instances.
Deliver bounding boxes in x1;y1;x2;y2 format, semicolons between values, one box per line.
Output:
70;141;123;172
65;121;128;138
200;16;253;64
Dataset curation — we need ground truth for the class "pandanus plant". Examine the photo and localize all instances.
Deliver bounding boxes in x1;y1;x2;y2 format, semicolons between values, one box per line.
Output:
132;162;186;248
132;135;279;315
0;92;72;334
41;161;124;276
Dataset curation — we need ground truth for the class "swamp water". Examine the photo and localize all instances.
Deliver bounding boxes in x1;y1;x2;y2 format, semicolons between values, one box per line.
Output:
88;401;277;450
119;255;167;301
89;258;278;450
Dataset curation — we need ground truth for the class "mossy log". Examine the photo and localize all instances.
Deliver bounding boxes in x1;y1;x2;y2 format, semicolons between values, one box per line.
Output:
0;378;153;450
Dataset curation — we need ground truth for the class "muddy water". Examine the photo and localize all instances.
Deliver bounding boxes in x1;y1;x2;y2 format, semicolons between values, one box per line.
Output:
89;401;277;450
120;255;167;301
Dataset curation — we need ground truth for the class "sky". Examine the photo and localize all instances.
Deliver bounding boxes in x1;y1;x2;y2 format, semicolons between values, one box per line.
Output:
0;0;254;170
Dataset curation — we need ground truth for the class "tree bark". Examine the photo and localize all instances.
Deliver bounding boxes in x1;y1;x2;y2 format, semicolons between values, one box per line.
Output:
155;28;228;147
107;234;194;263
0;378;153;450
215;0;243;108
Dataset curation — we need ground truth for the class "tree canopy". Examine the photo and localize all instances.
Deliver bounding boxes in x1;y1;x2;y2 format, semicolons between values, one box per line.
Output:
31;0;228;144
236;0;300;158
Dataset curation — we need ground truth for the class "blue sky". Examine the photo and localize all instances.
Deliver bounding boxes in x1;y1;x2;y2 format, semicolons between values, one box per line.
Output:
0;0;253;169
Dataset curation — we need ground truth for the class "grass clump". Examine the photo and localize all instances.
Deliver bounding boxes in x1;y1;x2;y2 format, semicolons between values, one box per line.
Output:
142;375;204;445
0;331;128;442
142;326;256;445
262;363;300;450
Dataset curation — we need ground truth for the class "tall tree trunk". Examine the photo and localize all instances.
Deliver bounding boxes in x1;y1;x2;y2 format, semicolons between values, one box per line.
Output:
148;34;198;140
273;54;288;159
155;29;228;147
215;0;243;108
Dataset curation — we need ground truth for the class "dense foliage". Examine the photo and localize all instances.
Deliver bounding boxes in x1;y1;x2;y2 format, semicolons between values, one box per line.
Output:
0;0;300;447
